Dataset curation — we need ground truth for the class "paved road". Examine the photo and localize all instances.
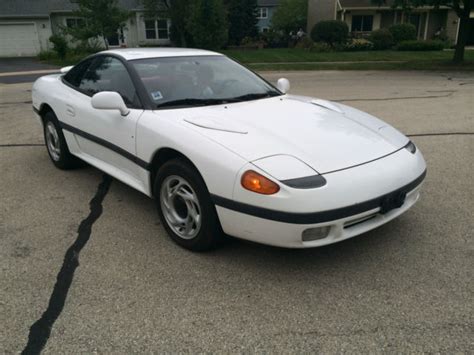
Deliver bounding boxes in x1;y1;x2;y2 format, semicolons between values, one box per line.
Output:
1;71;473;353
0;58;59;84
0;57;58;73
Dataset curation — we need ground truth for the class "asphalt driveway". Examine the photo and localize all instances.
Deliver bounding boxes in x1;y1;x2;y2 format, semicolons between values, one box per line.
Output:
0;71;473;353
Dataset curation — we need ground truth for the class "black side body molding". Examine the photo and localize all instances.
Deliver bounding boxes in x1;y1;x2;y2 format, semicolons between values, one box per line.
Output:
211;169;426;224
59;121;150;170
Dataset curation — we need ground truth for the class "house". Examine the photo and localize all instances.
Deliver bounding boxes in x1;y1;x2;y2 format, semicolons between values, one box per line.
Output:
0;0;171;57
307;0;474;44
256;0;280;32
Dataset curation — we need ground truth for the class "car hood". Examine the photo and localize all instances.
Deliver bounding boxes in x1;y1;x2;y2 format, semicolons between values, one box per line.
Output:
177;96;408;174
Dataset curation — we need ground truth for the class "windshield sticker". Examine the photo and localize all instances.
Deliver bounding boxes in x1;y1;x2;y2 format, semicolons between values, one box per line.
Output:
151;91;163;101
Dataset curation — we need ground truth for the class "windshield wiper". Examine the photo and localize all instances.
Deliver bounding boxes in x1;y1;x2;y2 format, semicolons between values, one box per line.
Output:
155;92;281;109
224;92;281;103
156;98;226;109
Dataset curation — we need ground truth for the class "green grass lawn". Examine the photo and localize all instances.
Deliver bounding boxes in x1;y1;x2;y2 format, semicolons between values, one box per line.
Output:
220;48;474;71
41;48;474;71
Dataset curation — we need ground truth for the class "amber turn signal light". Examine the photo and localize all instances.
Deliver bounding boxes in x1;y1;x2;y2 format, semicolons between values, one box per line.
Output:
241;170;280;195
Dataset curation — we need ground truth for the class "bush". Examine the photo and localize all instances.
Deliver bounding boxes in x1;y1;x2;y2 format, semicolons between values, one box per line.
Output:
294;36;314;49
311;20;348;47
49;35;69;60
260;30;289;48
343;38;374;51
308;42;333;52
72;40;102;55
38;50;56;61
397;40;445;51
389;24;417;43
369;29;394;50
235;36;264;49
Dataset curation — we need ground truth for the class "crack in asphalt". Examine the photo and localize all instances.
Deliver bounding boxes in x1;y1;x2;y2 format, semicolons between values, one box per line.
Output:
0;143;44;147
0;101;33;106
21;174;112;355
336;92;454;102
407;132;474;137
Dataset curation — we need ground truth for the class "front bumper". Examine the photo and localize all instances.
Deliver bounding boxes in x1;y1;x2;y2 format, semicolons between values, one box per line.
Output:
213;147;426;248
215;181;422;248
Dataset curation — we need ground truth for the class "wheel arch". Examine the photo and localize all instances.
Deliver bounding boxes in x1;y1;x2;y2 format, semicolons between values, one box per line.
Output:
149;147;208;196
37;103;55;123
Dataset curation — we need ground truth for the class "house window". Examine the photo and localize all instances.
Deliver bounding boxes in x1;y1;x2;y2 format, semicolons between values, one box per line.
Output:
262;27;269;33
351;15;373;32
157;19;169;39
144;19;169;40
145;20;157;39
257;7;268;19
66;18;85;29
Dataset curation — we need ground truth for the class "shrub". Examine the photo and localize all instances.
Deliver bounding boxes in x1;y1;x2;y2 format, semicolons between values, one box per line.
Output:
237;36;264;49
389;24;417;43
260;30;289;48
369;29;393;50
72;40;102;55
49;35;68;60
308;42;333;52
294;36;314;49
38;50;56;61
397;40;445;51
311;20;349;47
343;38;374;51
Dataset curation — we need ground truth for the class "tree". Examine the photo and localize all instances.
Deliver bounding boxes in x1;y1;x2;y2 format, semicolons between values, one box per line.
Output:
373;0;472;63
187;0;228;49
271;0;308;34
226;0;258;45
68;0;130;49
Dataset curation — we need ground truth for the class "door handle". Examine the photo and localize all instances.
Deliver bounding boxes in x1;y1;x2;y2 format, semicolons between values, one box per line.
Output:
66;105;75;117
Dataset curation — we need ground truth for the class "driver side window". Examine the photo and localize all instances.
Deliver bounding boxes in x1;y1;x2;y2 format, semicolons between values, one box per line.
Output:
77;56;141;109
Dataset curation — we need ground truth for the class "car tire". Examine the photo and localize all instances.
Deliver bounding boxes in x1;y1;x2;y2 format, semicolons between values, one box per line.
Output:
43;111;81;170
154;159;222;251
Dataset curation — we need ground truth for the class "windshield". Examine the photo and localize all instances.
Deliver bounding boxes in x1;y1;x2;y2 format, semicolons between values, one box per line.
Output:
131;55;281;109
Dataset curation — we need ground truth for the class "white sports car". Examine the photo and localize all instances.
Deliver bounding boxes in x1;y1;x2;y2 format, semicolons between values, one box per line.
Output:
32;48;426;251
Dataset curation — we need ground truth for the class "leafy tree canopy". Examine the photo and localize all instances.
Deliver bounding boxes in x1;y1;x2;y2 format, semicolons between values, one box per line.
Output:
226;0;258;45
187;0;229;49
68;0;130;48
271;0;308;34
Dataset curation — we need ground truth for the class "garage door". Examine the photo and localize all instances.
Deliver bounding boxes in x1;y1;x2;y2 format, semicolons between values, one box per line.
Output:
0;23;40;57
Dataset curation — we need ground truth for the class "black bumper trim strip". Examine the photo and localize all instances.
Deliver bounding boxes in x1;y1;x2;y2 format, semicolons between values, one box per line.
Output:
212;169;426;224
59;121;150;170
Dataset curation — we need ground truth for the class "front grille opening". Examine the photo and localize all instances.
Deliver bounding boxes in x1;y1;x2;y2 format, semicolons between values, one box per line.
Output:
344;214;377;229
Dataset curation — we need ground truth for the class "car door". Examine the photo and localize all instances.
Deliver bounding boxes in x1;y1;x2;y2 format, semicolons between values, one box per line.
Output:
60;55;146;191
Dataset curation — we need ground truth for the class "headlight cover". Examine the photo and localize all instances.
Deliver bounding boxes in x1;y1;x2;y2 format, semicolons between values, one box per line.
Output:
405;141;417;154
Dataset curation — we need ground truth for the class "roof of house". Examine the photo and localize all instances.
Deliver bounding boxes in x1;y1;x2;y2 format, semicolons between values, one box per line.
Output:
0;0;143;17
257;0;280;6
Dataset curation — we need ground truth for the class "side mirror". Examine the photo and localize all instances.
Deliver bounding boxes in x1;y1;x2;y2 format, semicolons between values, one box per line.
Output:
91;91;130;116
60;66;73;74
277;78;290;94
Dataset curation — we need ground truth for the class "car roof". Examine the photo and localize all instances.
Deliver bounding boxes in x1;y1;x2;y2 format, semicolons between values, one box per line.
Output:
101;47;223;61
